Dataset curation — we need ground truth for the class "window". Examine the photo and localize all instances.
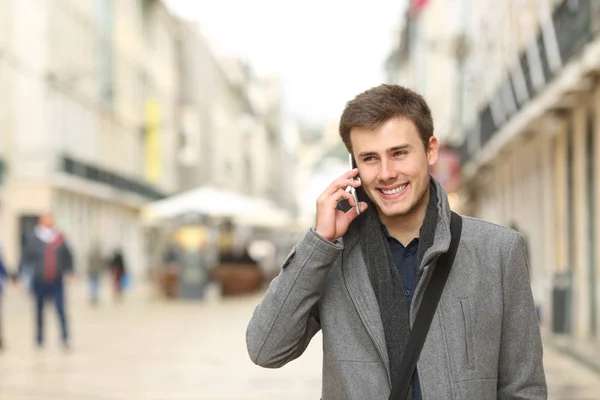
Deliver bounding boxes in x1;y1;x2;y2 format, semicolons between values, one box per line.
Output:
141;0;155;47
96;0;114;109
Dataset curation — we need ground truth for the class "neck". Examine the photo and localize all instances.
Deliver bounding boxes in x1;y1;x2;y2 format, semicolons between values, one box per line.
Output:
379;184;430;246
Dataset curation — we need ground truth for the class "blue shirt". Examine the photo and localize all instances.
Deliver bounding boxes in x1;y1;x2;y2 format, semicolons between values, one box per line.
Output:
382;225;422;400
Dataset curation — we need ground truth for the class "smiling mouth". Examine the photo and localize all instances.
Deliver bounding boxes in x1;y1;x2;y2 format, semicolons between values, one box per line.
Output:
378;183;408;195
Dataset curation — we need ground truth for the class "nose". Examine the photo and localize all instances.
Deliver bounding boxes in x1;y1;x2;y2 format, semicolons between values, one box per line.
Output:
378;158;396;182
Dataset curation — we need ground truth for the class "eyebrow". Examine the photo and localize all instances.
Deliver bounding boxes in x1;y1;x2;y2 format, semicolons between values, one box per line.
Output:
357;144;413;158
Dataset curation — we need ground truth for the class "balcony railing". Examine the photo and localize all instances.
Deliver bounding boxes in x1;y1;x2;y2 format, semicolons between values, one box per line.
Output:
461;0;597;165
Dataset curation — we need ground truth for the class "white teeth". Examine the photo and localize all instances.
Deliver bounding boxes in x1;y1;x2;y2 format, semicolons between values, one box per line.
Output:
381;184;407;195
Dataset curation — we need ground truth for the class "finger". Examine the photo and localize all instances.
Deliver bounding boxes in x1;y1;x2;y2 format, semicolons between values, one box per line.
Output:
340;201;368;222
330;188;354;204
337;204;359;223
347;191;356;208
321;189;354;210
318;188;346;208
346;200;368;215
343;168;360;179
323;169;360;193
326;177;361;196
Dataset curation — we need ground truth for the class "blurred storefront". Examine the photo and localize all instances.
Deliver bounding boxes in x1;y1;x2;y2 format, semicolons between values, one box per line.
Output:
141;185;293;299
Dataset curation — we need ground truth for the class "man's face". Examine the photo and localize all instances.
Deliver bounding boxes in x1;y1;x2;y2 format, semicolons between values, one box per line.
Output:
39;213;55;228
350;117;438;220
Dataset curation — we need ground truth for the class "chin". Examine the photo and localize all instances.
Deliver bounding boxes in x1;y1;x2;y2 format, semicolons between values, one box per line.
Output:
376;201;412;218
382;207;412;218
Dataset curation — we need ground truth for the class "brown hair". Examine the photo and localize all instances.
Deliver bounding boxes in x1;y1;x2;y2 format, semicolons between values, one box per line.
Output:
339;84;434;152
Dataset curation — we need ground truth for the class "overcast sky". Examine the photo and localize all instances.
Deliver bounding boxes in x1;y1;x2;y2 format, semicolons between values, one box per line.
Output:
167;0;407;124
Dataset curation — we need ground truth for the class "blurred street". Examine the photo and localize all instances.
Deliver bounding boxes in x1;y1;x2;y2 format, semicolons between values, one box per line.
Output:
0;0;599;398
0;283;598;400
0;283;322;400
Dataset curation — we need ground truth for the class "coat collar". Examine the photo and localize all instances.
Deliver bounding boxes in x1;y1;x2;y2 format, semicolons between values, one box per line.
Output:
421;177;452;268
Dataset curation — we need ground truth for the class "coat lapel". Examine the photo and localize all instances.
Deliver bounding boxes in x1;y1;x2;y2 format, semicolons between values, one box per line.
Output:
341;233;391;386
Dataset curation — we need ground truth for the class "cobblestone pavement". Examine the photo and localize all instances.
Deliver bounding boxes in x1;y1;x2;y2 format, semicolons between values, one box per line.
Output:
0;283;598;399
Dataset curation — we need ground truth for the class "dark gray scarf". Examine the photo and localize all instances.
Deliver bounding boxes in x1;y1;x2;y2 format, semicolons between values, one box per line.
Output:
355;180;438;398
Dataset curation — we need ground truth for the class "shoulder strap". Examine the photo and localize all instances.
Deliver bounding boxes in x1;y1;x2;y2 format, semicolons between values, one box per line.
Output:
389;211;463;400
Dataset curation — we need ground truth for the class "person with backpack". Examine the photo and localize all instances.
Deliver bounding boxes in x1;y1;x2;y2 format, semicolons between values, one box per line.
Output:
20;212;74;350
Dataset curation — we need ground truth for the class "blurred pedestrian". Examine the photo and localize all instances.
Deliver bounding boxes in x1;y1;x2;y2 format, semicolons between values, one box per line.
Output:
0;247;7;350
19;212;74;350
246;84;546;399
109;249;127;301
87;241;105;306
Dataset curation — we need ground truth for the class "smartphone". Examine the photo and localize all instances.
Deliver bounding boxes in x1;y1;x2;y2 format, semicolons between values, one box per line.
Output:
346;154;361;214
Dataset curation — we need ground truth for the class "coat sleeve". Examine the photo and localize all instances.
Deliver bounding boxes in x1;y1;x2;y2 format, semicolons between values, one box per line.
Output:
497;232;547;399
246;229;343;368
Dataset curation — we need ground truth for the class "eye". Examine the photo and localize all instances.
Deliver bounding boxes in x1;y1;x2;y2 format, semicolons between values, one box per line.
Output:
394;150;408;157
363;156;376;162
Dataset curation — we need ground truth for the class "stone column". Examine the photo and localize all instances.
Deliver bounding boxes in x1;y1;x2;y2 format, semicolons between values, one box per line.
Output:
571;99;591;339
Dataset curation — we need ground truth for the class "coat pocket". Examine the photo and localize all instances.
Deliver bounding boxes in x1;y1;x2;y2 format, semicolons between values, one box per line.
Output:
460;297;475;370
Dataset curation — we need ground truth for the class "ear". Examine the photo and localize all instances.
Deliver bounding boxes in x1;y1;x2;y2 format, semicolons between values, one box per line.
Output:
426;136;439;166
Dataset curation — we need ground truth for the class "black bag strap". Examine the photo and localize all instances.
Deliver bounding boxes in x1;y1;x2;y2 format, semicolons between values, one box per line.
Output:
389;211;463;400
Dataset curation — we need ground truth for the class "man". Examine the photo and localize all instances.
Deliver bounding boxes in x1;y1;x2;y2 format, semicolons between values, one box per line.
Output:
20;212;74;350
246;85;546;399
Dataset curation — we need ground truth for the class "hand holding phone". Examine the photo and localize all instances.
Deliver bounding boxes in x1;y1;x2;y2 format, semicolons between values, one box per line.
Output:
314;156;367;242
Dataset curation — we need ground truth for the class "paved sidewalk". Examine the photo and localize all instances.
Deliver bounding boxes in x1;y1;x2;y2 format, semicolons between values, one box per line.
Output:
544;340;600;399
0;284;323;400
0;284;598;399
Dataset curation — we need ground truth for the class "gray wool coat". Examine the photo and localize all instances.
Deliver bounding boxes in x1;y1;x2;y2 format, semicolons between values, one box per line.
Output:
246;180;547;399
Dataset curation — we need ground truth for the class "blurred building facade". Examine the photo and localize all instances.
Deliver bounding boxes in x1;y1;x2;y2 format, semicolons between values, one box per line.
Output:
385;0;474;146
0;0;182;274
176;21;288;204
461;0;600;349
0;0;297;277
387;0;600;351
